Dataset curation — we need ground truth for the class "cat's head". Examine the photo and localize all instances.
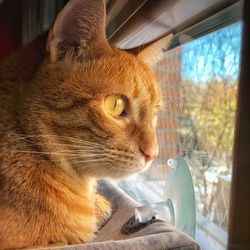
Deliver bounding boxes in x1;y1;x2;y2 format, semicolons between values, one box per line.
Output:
22;0;172;178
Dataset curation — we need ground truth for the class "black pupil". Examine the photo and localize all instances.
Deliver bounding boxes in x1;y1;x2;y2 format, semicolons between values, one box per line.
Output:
113;99;117;109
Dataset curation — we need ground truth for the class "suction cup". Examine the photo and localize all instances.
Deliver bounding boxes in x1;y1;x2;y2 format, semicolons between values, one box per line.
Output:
164;156;196;238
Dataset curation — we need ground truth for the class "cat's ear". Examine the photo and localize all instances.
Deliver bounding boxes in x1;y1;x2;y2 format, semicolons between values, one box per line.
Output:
137;34;173;66
46;0;112;62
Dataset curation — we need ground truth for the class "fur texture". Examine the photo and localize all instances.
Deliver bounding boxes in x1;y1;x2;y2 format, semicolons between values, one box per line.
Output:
0;0;162;249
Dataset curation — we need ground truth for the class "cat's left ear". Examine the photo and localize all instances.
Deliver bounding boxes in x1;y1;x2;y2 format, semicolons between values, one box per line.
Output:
46;0;112;62
136;34;173;66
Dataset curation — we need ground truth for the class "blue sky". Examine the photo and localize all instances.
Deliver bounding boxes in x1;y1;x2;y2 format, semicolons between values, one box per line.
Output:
181;22;243;83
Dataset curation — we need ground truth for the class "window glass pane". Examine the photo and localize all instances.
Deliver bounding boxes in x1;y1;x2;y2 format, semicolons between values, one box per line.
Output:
119;21;243;250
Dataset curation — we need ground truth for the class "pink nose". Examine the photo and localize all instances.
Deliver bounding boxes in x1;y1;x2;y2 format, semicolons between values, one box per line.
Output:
139;145;159;162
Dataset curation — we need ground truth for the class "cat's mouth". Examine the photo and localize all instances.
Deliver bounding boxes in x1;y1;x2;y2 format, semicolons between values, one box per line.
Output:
73;153;152;179
68;143;155;179
106;155;154;179
141;159;154;172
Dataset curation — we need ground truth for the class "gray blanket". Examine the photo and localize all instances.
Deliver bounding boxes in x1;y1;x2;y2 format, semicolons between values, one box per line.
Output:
36;180;201;250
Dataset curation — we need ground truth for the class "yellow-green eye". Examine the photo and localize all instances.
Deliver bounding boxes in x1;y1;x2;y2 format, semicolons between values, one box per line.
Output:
104;95;125;118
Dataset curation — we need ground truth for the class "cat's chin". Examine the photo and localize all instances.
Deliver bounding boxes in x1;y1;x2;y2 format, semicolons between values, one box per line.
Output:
103;159;154;180
79;157;154;180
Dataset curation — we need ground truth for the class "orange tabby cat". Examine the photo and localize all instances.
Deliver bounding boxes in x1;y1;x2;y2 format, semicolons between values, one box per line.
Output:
0;0;171;249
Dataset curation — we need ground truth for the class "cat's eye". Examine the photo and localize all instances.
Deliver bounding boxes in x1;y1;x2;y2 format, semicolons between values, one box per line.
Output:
104;95;126;118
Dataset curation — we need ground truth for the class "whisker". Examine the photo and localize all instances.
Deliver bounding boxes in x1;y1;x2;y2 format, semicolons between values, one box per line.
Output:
9;134;106;148
11;150;107;157
6;135;104;148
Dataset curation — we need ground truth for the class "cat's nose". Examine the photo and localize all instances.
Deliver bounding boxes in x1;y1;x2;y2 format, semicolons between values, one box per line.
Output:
139;144;159;162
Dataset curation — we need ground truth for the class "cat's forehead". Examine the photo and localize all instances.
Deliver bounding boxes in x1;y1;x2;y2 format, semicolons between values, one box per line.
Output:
68;51;161;107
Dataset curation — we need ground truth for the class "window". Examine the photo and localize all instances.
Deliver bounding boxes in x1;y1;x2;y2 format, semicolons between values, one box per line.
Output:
119;7;243;250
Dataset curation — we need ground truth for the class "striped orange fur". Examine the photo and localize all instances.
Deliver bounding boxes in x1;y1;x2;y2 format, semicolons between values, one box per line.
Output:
0;0;163;249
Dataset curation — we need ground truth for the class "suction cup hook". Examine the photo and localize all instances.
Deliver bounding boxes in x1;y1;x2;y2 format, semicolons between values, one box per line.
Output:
165;156;196;238
167;158;178;169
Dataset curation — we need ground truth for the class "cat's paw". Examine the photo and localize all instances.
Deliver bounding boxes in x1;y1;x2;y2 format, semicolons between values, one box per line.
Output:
95;194;112;229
